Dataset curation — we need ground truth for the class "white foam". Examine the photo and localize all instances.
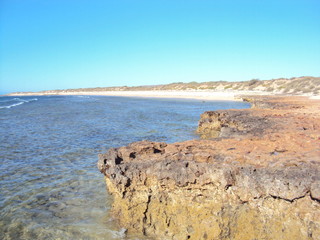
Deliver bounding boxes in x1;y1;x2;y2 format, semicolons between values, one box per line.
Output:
109;228;127;238
0;101;25;109
0;98;38;109
22;98;38;102
76;96;90;98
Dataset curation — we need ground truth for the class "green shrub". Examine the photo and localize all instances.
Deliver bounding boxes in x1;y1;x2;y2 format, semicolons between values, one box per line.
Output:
267;87;274;92
248;79;260;86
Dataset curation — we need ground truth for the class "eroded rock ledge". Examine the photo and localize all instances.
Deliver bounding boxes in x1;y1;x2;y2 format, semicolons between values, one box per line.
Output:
98;96;320;240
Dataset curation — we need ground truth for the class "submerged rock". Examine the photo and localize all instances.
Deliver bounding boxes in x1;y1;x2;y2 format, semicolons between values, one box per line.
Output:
98;96;320;240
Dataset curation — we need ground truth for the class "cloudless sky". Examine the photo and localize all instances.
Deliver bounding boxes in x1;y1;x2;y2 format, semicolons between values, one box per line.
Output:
0;0;319;93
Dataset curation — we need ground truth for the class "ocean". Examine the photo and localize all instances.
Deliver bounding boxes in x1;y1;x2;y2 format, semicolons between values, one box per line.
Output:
0;95;250;239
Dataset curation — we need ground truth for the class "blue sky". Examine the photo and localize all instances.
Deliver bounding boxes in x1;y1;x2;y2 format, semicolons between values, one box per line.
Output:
0;0;319;93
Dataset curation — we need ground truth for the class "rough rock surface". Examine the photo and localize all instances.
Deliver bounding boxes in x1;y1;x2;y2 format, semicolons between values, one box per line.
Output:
98;96;320;240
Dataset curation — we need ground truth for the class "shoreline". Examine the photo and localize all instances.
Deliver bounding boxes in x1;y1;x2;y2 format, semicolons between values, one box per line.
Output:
6;90;278;101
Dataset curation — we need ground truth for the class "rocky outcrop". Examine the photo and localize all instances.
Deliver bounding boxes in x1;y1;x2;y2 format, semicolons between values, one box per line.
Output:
196;110;273;138
98;96;320;240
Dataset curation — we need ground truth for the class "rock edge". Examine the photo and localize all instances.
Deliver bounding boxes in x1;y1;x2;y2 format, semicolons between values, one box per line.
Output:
98;96;320;240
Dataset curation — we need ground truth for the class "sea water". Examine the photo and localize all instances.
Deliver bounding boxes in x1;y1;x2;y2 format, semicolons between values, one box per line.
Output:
0;95;250;239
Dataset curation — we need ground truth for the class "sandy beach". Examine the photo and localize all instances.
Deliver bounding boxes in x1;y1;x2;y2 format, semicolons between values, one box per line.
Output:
8;90;273;101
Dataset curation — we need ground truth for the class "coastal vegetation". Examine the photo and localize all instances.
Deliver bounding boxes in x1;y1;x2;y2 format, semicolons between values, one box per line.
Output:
10;76;320;96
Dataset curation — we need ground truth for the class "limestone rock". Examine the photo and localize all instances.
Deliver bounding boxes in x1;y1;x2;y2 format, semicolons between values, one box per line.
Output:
98;96;320;240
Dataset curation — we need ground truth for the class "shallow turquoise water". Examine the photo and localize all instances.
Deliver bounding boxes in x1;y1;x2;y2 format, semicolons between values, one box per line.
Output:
0;95;250;239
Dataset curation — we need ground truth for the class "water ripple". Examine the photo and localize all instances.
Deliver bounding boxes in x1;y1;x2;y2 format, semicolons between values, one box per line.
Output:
0;95;250;239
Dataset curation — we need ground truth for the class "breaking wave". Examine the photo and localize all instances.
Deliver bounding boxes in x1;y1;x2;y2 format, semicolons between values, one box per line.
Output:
0;98;38;109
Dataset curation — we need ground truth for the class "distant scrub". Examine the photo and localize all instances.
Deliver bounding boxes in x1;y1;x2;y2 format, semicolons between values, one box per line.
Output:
37;76;319;96
266;87;274;92
248;79;260;86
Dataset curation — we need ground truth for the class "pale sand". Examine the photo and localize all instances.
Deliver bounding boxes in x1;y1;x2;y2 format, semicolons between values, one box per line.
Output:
310;95;320;100
8;90;271;101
